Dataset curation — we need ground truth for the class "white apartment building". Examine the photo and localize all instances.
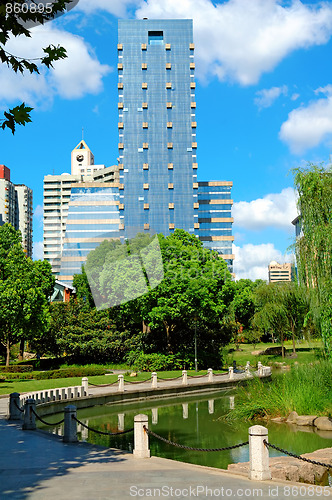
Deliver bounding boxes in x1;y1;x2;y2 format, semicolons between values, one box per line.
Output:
0;165;33;257
43;141;119;276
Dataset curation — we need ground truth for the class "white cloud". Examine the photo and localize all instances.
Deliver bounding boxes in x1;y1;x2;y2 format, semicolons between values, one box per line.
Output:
280;86;332;153
33;241;44;261
133;0;332;85
254;85;288;109
77;0;140;17
233;188;297;232
0;24;111;107
233;243;293;281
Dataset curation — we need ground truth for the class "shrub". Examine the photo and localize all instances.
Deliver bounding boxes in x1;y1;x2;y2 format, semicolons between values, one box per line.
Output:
0;372;34;380
126;351;185;372
0;365;33;373
34;365;108;380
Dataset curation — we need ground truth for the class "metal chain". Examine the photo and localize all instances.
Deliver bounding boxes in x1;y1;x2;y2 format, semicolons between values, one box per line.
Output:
157;375;183;382
31;408;65;426
72;416;134;436
144;426;248;452
264;440;332;469
88;380;119;387
123;378;151;384
14;399;24;413
187;374;209;379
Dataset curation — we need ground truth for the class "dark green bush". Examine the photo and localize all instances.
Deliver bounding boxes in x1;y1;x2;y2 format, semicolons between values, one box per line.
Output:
126;351;185;372
0;372;34;380
0;365;33;373
34;365;108;380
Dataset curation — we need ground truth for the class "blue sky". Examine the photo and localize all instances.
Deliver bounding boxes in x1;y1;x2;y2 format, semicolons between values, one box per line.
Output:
1;0;332;280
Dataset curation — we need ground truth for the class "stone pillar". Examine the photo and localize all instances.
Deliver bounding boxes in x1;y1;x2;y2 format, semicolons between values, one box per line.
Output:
182;370;188;385
229;366;234;379
49;390;54;402
82;377;89;396
133;414;150;458
258;361;263;376
245;361;250;377
118;374;124;392
249;425;271;481
61;388;66;400
208;368;213;382
66;387;72;399
151;372;157;389
73;387;79;398
152;408;158;425
55;389;60;401
182;403;188;419
63;405;78;443
9;393;22;421
23;398;36;430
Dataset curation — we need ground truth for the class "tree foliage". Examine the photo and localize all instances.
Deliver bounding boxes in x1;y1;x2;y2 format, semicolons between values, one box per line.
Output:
293;164;332;359
0;224;55;365
0;0;72;133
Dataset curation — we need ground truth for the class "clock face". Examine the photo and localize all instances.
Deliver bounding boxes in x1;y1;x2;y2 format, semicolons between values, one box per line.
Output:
76;154;84;162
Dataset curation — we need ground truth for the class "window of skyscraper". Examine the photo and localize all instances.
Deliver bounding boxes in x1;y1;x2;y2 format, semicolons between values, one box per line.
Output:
148;31;164;45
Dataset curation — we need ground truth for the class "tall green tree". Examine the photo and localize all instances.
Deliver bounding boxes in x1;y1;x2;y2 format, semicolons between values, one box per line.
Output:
0;224;54;365
293;164;332;359
0;0;73;133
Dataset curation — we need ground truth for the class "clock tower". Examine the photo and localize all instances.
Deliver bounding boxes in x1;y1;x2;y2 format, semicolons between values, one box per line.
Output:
71;140;95;176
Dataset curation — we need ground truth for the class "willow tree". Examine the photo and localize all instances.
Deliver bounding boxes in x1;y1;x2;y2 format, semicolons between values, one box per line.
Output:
293;164;332;359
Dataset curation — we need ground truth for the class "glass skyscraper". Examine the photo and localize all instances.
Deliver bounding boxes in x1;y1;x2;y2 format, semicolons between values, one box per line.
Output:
118;19;197;237
195;181;235;274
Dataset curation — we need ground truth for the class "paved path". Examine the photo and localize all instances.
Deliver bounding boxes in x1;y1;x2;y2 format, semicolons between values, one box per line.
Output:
0;379;331;500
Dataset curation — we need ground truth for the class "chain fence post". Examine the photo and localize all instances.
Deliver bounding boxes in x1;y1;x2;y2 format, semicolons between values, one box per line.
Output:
151;372;157;389
182;370;188;385
118;374;124;392
82;377;88;396
248;425;271;480
133;414;150;458
9;393;22;421
63;405;78;443
228;366;234;379
23;398;36;430
208;368;213;382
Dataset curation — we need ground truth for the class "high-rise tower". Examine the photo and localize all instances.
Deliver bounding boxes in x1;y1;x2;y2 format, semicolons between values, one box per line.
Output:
118;19;197;237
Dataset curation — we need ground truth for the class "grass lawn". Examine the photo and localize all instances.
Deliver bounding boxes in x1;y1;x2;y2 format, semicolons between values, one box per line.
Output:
225;339;324;367
0;369;222;396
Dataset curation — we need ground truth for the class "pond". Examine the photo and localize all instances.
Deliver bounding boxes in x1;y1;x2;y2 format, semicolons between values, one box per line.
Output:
39;392;332;471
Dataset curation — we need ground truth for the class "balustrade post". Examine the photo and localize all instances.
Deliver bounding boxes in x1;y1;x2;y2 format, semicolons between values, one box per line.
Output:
118;374;124;392
207;368;213;382
82;377;89;396
248;425;271;480
228;366;234;379
9;393;22;421
151;372;157;389
182;370;188;385
66;387;72;399
63;405;78;443
23;398;36;430
133;414;150;458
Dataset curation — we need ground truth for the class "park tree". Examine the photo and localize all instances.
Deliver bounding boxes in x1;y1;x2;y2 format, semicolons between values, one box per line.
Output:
251;281;309;358
81;230;233;367
0;0;74;133
0;224;54;365
293;164;332;359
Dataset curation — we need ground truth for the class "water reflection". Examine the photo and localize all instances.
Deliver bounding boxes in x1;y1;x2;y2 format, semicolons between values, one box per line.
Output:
39;393;332;471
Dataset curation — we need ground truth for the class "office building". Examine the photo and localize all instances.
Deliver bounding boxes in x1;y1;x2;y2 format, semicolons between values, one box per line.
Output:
0;165;33;257
117;19;197;237
43;141;119;276
268;261;293;283
195;181;234;273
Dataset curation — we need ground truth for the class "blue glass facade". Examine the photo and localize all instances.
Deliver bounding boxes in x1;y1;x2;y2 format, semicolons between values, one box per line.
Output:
58;183;121;284
195;182;234;273
118;19;196;237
